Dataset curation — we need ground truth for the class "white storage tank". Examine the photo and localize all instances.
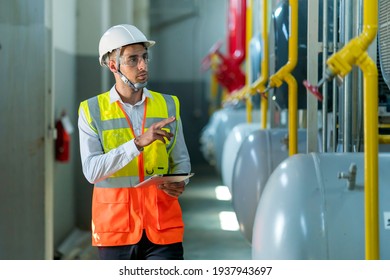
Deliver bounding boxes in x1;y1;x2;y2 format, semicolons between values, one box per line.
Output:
221;123;260;191
199;107;260;174
231;128;308;243
252;153;390;259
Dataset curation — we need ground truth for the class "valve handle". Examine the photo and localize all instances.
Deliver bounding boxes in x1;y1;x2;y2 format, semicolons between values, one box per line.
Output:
201;40;224;71
303;80;323;102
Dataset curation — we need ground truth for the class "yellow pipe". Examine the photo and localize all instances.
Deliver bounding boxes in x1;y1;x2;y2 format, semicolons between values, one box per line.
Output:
325;2;378;78
246;97;253;123
222;88;229;103
378;123;390;144
267;1;298;89
378;135;390;144
286;0;298;155
209;72;218;114
245;0;253;123
357;52;379;260
285;73;298;155
265;0;298;155
209;54;220;113
250;0;269;129
260;92;268;129
322;0;378;260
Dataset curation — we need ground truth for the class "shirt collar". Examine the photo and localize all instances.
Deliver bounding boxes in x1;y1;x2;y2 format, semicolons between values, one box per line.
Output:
109;85;153;105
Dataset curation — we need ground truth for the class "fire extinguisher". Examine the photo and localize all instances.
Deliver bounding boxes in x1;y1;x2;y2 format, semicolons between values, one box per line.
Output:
55;111;74;162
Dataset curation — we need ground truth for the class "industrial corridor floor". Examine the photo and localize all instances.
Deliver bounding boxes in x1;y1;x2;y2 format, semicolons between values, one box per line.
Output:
181;163;251;260
63;163;251;260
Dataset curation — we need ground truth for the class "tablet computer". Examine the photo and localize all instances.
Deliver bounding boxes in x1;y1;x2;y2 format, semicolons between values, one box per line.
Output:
133;173;194;188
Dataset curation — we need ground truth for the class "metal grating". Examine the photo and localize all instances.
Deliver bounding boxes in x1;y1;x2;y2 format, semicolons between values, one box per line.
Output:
379;0;390;89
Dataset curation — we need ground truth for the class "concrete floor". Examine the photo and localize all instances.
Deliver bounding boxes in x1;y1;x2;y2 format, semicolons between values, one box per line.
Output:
181;164;252;260
60;163;251;260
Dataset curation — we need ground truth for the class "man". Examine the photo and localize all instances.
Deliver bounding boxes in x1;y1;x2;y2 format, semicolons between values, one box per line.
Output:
78;24;191;260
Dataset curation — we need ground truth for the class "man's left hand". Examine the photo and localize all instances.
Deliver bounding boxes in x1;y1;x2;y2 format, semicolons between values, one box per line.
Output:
158;181;185;197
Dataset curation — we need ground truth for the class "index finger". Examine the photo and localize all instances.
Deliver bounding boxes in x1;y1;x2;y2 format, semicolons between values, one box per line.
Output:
157;116;176;128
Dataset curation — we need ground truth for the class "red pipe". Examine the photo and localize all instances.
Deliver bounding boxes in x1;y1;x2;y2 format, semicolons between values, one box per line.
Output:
228;0;246;64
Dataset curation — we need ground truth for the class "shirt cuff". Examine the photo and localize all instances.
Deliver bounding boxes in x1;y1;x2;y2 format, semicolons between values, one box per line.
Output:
122;140;141;161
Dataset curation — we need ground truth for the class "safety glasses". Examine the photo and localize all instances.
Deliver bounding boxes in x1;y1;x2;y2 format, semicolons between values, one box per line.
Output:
120;52;150;67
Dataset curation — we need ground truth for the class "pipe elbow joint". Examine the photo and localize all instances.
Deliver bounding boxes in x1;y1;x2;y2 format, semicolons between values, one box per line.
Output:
360;25;378;50
284;73;297;85
327;38;362;77
327;26;377;78
269;70;287;88
269;76;283;88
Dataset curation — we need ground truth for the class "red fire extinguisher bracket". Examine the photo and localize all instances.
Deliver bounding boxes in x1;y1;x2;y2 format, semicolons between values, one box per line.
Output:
55;112;74;162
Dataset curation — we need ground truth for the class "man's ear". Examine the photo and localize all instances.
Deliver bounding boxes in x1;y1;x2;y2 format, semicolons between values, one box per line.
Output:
108;60;118;73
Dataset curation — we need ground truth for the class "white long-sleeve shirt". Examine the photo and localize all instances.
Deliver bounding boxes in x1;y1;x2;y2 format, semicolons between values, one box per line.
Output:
78;86;191;184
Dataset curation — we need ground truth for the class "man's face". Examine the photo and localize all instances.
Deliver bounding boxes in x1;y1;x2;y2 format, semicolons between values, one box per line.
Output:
112;43;149;84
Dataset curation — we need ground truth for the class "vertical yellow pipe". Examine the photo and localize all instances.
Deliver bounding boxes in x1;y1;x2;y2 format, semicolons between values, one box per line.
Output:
246;98;253;122
360;0;379;260
209;54;220;114
250;0;269;129
285;74;298;155
264;0;298;155
287;0;298;74
260;91;268;129
246;0;253;123
357;52;379;260
260;0;269;129
210;73;218;114
249;0;269;129
288;0;298;155
222;88;229;102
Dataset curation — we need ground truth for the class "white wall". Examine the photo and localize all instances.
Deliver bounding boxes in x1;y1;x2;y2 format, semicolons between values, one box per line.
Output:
0;0;51;259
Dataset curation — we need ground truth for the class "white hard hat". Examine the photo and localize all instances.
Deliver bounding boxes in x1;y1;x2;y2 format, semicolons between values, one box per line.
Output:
98;24;155;66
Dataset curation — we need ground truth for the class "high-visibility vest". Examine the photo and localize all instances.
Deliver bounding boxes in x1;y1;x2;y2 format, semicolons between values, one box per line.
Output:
79;90;184;246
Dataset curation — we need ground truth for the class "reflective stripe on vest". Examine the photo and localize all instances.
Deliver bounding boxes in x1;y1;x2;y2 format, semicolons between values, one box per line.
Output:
80;90;180;188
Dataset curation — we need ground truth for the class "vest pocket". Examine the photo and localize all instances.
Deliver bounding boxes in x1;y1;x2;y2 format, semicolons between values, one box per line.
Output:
92;188;131;233
156;189;184;230
144;141;169;175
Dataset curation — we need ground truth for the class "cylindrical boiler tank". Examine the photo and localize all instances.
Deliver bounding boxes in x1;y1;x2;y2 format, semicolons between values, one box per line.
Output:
232;128;308;243
200;107;261;174
221;123;260;192
252;153;390;259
